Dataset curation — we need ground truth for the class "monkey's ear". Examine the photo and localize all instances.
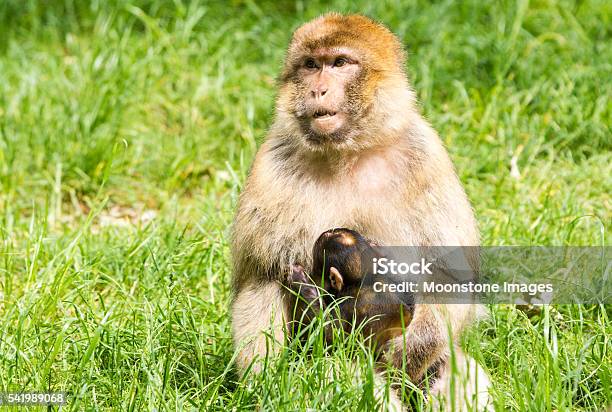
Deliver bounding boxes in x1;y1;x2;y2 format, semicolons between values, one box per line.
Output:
329;266;344;291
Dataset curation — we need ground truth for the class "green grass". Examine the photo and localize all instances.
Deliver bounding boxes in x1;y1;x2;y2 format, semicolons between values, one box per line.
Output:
0;0;610;410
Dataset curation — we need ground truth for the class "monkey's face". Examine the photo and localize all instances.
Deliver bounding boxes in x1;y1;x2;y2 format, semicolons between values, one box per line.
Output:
279;14;411;152
292;48;362;143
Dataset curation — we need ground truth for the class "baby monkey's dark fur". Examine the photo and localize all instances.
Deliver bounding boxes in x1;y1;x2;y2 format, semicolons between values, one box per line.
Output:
288;228;414;350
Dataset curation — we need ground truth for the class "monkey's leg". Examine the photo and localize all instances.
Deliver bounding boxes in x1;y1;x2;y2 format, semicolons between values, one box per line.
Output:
372;371;406;412
382;305;449;383
428;348;492;411
383;305;489;410
231;280;289;376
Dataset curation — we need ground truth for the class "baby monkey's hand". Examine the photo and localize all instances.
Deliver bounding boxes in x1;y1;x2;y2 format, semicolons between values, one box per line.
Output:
288;264;320;302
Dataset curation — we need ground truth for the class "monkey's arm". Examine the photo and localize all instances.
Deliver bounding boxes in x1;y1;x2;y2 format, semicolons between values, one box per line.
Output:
231;279;289;376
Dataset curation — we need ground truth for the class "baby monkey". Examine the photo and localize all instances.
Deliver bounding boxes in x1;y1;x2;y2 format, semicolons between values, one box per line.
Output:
288;228;414;349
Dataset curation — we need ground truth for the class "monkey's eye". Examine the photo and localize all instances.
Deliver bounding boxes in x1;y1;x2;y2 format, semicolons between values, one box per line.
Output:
304;58;317;69
333;57;348;67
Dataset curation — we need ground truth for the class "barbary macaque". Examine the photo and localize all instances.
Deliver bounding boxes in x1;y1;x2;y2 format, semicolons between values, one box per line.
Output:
287;228;414;347
231;13;490;409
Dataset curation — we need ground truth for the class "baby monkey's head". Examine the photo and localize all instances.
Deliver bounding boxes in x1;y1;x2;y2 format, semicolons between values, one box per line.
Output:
312;228;380;294
287;228;414;347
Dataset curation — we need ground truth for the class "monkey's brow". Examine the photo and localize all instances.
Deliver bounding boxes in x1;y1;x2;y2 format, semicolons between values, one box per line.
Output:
304;46;359;60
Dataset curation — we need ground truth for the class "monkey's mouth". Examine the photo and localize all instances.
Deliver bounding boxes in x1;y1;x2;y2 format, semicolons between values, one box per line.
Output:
305;109;345;138
313;110;337;119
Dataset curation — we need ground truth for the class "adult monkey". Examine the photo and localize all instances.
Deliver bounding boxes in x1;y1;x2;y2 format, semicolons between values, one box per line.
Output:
231;13;489;408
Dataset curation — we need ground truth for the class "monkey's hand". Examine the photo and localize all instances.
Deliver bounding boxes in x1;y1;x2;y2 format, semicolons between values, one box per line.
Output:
287;264;320;303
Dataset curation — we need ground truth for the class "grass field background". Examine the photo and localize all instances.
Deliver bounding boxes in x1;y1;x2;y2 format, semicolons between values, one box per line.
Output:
0;0;610;410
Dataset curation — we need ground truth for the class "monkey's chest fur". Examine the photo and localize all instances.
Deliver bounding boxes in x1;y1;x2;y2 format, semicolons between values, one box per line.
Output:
232;146;452;284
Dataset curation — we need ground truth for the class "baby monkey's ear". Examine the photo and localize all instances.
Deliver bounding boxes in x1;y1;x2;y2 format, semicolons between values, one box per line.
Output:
329;266;344;291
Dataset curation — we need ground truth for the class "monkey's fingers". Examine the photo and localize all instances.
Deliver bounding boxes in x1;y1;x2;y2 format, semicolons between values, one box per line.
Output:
288;264;320;301
288;263;307;284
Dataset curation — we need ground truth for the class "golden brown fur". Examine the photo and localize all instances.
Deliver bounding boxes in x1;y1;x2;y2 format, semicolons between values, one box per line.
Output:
231;13;489;410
